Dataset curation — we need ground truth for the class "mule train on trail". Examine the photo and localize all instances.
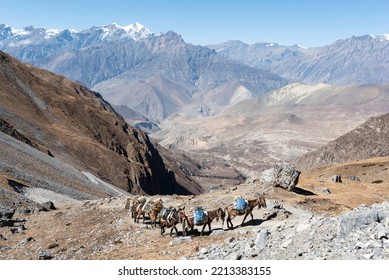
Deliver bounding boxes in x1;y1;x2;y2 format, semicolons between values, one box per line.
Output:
127;193;267;236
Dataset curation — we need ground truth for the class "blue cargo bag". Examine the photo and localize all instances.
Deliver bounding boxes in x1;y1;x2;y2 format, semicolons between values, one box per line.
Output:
194;208;204;225
235;198;247;211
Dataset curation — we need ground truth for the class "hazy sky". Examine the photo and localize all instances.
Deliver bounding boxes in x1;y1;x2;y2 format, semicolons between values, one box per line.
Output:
1;0;388;47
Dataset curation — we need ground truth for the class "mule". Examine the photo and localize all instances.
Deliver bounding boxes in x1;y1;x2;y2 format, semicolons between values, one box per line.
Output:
225;195;266;230
183;207;225;235
159;206;185;237
131;196;147;222
148;198;164;229
134;198;163;226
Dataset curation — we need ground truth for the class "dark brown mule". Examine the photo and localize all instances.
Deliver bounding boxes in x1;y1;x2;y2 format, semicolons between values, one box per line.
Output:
159;206;185;237
183;207;225;235
225;195;266;230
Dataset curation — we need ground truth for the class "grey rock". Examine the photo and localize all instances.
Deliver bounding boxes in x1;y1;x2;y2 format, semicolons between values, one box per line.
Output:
349;176;360;181
224;237;235;244
322;188;331;195
41;201;56;211
261;164;300;191
38;251;53;260
17;237;34;246
200;247;208;254
255;229;269;250
329;175;342;183
337;208;380;237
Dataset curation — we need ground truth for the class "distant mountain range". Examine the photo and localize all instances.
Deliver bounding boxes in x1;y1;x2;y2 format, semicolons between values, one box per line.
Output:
1;22;388;122
208;34;389;86
0;23;288;121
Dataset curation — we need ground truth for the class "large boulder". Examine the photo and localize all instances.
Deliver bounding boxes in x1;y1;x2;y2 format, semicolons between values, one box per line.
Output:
337;202;389;237
260;164;301;191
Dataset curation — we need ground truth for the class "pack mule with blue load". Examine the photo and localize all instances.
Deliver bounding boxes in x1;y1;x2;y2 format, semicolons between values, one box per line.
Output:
225;194;267;230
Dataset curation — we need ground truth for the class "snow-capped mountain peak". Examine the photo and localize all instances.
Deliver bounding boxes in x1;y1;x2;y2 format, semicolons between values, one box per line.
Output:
94;22;151;41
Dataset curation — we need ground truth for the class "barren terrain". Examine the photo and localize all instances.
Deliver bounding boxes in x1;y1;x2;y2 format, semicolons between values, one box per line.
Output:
1;157;389;260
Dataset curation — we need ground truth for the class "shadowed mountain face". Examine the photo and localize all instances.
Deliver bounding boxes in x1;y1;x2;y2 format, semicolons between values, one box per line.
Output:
296;113;389;170
0;51;201;196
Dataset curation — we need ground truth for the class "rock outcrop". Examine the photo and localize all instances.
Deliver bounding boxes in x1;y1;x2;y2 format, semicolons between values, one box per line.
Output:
260;164;301;191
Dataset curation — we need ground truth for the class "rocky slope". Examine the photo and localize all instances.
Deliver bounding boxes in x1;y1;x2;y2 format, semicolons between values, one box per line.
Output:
209;34;389;86
0;50;200;196
1;157;389;260
297;112;389;170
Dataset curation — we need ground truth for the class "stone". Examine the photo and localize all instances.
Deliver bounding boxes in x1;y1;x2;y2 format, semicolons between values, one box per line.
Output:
329;175;342;183
224;237;235;244
255;229;269;250
261;164;300;191
41;201;56;211
337;208;380;237
349;176;360;181
38;251;53;260
18;237;34;246
322;188;331;195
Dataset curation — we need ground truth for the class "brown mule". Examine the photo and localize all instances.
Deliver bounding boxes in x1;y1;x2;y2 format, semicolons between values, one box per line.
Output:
225;195;266;230
183;207;225;235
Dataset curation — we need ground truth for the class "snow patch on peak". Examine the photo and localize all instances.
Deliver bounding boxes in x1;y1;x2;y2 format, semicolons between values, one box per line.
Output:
96;22;151;40
11;27;30;36
45;29;61;39
378;34;389;41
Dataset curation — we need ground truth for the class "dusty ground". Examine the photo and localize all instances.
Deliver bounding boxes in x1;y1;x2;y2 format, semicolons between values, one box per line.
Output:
1;157;389;260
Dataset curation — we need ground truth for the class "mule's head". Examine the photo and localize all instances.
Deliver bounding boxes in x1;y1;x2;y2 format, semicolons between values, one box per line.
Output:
257;195;267;209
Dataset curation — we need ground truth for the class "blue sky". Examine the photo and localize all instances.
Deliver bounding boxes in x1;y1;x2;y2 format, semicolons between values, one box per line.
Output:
1;0;388;47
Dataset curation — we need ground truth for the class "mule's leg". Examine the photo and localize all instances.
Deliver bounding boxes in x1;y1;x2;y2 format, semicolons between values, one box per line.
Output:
241;212;249;227
250;211;254;224
227;216;234;230
201;224;207;235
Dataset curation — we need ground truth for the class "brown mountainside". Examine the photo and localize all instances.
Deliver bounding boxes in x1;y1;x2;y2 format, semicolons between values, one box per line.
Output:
0;51;200;196
296;112;389;170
